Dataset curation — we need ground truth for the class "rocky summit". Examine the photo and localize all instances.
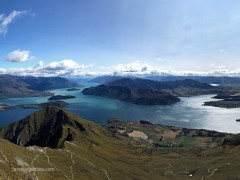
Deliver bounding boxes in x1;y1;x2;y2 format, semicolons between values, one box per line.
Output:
0;107;103;148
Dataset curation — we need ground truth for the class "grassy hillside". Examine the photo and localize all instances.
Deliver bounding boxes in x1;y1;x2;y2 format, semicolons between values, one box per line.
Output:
0;107;239;179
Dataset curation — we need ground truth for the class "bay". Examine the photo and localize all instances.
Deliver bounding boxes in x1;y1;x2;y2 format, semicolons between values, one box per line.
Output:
0;83;239;133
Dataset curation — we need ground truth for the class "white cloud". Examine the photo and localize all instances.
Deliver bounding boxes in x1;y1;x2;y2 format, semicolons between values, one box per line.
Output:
5;50;35;62
45;59;82;70
0;59;94;77
1;59;240;77
0;10;28;35
42;59;93;76
111;61;155;75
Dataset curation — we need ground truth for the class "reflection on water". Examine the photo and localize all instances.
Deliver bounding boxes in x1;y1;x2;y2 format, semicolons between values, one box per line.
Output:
0;85;240;133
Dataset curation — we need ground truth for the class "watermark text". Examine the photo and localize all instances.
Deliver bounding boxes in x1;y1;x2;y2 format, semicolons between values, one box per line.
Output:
12;167;55;172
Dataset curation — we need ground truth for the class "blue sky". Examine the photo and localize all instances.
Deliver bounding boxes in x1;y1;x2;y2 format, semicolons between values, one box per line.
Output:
1;0;240;76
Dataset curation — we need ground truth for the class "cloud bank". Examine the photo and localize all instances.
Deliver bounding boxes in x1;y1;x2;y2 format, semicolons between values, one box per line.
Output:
1;60;240;77
0;59;93;77
0;10;28;35
5;50;35;62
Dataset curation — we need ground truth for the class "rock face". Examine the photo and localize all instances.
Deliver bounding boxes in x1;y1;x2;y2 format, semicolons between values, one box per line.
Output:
82;85;180;105
0;107;88;148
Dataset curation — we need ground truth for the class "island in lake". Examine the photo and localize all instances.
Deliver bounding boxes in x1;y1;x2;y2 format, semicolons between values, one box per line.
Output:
204;92;240;108
82;78;222;105
67;88;81;91
82;84;180;105
48;95;77;101
204;99;240;108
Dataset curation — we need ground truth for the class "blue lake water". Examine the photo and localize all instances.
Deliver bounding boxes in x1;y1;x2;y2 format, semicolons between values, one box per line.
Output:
0;83;240;133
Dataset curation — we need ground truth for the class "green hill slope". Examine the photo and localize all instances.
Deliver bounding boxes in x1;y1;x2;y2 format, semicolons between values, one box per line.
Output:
0;107;239;179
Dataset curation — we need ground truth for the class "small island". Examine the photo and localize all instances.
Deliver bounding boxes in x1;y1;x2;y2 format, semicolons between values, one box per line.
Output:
48;95;77;101
203;100;240;108
67;88;81;91
204;92;240;108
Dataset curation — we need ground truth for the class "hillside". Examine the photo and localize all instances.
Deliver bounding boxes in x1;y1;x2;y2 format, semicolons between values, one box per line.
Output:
16;76;78;91
82;85;180;105
107;78;220;96
0;75;78;98
108;78;213;89
223;134;240;146
0;107;239;179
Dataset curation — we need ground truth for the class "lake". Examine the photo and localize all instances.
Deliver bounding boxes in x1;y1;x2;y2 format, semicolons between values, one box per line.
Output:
0;83;239;133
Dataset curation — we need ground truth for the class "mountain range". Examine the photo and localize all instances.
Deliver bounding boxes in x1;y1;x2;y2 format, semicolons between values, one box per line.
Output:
107;78;213;90
89;75;240;85
0;75;78;98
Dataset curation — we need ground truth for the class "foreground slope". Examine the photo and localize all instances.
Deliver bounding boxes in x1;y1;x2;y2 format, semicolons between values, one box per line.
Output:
0;107;239;179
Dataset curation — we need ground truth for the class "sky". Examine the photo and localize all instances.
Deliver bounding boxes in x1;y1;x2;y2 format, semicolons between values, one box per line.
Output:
1;0;240;77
